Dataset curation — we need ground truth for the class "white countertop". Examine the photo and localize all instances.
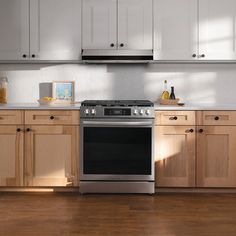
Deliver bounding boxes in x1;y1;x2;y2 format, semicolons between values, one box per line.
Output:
0;103;81;110
1;103;236;111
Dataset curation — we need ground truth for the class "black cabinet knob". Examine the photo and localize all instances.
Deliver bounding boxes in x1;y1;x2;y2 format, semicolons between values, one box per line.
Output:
32;54;36;58
169;116;178;120
110;43;115;47
50;116;55;120
26;128;31;132
186;129;194;133
201;54;205;58
16;128;21;132
199;129;204;133
23;54;27;58
120;43;124;47
215;116;219;120
192;54;197;58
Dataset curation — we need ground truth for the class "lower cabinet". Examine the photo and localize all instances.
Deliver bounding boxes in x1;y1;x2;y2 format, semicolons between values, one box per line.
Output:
155;126;196;187
197;126;236;187
0;125;24;186
24;125;79;187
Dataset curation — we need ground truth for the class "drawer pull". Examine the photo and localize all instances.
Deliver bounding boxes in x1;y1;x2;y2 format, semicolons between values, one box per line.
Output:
169;116;178;120
26;128;31;132
16;128;22;132
186;129;194;133
214;116;219;120
50;116;55;120
199;129;204;133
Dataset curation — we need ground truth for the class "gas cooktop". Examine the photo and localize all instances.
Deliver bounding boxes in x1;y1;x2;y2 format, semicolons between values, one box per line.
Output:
81;100;154;107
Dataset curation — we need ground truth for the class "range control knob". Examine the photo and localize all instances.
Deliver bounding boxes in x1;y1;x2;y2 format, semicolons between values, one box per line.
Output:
146;110;150;115
133;109;138;115
91;109;96;115
139;109;144;115
84;109;90;115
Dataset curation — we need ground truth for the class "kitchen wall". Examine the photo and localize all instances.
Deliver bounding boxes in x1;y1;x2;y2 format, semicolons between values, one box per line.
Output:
0;63;235;104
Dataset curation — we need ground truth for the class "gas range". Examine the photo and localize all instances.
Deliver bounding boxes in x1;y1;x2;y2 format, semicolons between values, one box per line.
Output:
80;100;155;119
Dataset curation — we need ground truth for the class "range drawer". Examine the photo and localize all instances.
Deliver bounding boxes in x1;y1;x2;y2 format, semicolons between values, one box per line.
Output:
25;110;80;125
197;111;236;126
0;110;23;124
155;111;195;126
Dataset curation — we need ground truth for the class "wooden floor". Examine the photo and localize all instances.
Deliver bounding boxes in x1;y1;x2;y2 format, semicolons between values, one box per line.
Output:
0;193;236;236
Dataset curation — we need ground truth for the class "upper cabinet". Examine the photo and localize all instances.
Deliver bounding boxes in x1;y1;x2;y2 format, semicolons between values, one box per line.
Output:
154;0;198;60
199;0;236;60
0;0;81;61
30;0;82;60
82;0;153;50
0;0;29;60
82;0;117;50
154;0;236;60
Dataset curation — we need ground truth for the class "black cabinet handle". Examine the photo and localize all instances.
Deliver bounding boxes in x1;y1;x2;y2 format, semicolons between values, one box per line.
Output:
23;54;27;58
32;54;36;58
169;116;178;120
201;54;205;58
186;129;194;133
16;128;21;132
120;43;124;47
110;43;115;47
214;116;219;120
199;129;204;133
192;54;197;58
50;116;55;120
26;128;31;132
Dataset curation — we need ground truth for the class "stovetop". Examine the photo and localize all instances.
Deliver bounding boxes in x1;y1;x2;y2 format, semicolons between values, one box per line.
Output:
81;100;154;107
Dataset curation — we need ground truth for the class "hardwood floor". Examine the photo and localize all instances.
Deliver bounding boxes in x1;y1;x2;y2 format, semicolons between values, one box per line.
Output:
0;193;236;236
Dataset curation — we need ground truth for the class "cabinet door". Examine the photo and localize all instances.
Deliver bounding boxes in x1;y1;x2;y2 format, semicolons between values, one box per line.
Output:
30;0;82;60
155;126;195;187
154;0;198;60
0;126;24;186
199;0;236;60
25;126;79;186
197;126;236;187
118;0;153;50
82;0;117;49
0;0;29;60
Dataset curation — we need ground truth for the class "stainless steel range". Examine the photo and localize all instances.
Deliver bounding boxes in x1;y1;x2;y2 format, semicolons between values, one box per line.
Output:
79;100;155;194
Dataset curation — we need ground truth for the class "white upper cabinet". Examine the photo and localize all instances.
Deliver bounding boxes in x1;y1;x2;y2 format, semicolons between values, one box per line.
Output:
199;0;236;60
154;0;198;60
82;0;117;49
0;0;29;60
30;0;81;60
0;0;81;61
82;0;153;50
118;0;153;50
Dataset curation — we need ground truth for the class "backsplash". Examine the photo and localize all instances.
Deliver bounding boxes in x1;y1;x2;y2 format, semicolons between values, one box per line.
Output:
0;63;236;104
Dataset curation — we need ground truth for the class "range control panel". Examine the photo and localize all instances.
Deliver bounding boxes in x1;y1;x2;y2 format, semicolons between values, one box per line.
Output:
80;106;155;119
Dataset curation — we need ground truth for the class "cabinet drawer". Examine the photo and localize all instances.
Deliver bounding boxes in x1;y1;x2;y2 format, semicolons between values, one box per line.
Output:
197;111;236;126
25;110;80;125
155;111;195;126
0;110;23;124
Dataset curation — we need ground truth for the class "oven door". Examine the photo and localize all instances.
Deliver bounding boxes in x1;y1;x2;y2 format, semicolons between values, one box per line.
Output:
80;119;154;181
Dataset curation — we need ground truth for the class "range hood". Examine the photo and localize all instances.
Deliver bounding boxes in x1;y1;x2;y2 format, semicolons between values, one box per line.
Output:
81;49;153;63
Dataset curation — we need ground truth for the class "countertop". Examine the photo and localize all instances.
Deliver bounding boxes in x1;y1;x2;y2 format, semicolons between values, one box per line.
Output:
1;103;236;111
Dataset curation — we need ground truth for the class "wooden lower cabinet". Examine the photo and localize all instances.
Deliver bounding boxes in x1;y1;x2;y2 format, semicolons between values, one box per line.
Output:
197;126;236;187
155;126;196;187
24;125;79;187
0;125;24;186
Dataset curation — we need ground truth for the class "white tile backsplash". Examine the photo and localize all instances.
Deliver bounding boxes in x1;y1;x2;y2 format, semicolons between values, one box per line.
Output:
0;63;236;104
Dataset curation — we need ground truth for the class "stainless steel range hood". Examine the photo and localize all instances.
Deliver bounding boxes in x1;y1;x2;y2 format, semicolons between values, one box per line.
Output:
81;49;153;63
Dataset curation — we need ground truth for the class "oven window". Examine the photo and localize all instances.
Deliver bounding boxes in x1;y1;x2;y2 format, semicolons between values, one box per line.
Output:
83;127;152;175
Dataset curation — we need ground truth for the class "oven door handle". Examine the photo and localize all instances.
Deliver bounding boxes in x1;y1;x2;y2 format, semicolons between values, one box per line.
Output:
82;121;153;126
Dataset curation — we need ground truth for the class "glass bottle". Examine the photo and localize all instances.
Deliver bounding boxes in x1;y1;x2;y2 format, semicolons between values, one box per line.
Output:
170;86;176;100
0;77;8;104
161;80;169;99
